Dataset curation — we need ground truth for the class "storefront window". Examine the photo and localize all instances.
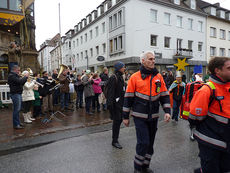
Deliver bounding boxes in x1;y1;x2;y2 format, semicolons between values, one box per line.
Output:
0;0;8;9
9;0;21;11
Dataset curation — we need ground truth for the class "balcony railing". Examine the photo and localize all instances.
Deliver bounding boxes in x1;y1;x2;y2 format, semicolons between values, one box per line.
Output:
173;48;193;59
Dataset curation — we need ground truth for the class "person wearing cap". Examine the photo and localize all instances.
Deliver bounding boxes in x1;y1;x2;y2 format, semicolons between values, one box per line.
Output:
107;61;126;149
169;71;186;122
82;70;95;115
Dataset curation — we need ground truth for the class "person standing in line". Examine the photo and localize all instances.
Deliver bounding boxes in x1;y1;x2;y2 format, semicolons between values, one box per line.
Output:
33;84;42;119
82;70;94;115
100;67;109;111
92;73;102;113
74;74;84;109
166;70;174;89
189;57;230;173
21;70;36;123
8;65;29;129
107;61;126;149
122;51;171;173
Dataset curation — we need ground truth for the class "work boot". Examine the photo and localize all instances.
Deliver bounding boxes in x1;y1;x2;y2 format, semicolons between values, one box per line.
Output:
112;141;122;149
142;168;154;173
27;112;35;121
23;113;32;123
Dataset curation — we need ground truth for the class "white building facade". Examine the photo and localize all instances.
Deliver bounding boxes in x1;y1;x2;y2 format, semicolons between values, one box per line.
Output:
61;0;207;78
38;41;53;73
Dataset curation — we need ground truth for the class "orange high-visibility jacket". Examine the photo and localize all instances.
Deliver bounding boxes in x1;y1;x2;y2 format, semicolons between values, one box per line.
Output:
189;75;230;152
122;69;170;120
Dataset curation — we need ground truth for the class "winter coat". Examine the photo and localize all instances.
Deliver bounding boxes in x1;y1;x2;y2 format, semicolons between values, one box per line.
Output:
100;73;109;91
166;74;174;88
59;73;70;93
8;72;27;94
74;79;84;92
22;81;35;101
33;90;41;106
93;78;102;94
169;81;185;102
107;71;125;120
82;75;94;98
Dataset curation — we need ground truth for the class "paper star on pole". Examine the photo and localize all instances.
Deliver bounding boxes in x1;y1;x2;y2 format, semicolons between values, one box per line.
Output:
174;58;189;71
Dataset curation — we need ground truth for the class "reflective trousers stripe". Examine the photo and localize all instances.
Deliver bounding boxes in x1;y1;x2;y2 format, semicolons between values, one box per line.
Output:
194;130;227;149
189;113;206;121
163;103;171;108
131;111;159;119
123;107;130;112
135;92;161;101
183;111;189;116
208;111;229;124
124;92;134;97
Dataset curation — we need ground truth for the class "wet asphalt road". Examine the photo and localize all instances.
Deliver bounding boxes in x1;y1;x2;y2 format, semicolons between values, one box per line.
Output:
0;118;200;173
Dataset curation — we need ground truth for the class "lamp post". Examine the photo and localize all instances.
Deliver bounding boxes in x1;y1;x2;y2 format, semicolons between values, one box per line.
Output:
85;55;88;70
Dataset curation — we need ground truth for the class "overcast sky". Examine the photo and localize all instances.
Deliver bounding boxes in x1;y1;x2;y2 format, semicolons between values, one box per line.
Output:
35;0;230;50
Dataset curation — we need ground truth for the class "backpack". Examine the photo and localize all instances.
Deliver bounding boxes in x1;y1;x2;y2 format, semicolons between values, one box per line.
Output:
180;81;217;120
103;74;117;99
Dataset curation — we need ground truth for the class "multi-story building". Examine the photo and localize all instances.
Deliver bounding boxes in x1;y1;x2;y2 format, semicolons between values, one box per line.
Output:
197;0;230;62
61;0;208;79
38;34;61;73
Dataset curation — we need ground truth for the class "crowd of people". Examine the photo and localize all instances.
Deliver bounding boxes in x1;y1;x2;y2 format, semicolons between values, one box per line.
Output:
7;51;230;173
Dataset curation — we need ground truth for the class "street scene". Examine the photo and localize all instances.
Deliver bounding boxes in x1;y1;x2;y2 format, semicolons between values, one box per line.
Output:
1;0;230;173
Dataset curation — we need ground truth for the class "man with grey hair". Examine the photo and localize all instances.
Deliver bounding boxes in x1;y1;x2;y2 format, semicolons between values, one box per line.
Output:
123;51;171;173
8;65;29;129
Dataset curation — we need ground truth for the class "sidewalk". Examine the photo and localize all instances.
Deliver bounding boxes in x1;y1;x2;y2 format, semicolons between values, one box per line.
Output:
0;107;111;144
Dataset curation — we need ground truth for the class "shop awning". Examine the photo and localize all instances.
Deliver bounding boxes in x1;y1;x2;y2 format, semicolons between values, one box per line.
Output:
0;12;24;26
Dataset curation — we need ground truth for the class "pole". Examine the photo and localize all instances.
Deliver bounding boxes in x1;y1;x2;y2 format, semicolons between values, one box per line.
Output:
58;3;62;65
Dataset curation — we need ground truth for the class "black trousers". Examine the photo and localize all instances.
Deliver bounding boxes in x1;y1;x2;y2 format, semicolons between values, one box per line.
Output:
195;142;230;173
33;106;41;117
112;119;122;143
22;101;32;113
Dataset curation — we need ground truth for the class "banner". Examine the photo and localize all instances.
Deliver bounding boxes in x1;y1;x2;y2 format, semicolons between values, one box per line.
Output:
0;12;24;26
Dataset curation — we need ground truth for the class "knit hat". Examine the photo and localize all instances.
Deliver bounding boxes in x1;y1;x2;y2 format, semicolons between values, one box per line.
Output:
114;61;125;71
85;70;91;75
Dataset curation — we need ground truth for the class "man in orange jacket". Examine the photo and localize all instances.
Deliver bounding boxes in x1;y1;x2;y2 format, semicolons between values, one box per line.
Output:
189;57;230;173
123;51;171;173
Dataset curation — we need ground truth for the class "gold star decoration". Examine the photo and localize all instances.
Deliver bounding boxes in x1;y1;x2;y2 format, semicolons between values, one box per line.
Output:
174;58;189;71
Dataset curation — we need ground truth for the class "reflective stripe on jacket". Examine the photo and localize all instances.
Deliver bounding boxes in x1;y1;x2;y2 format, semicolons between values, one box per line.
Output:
188;75;230;152
122;69;170;120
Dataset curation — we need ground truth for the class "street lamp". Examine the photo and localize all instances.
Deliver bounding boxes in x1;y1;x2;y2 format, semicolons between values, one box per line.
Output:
85;56;88;70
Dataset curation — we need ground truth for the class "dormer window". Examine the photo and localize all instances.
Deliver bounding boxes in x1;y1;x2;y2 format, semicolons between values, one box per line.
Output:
220;10;225;18
191;0;196;10
174;0;180;5
211;7;216;16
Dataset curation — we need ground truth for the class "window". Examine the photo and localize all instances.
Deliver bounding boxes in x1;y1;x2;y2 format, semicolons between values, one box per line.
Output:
211;7;216;16
102;43;106;53
73;41;75;48
188;40;193;50
65;42;68;50
210;27;216;37
150;9;157;23
228;49;230;57
164;37;170;48
90;48;93;57
164;13;170;25
220;11;225;18
81;52;83;60
85;33;87;42
210;47;216;56
102;22;105;34
198;21;203;32
90;30;93;39
118;36;123;50
113;13;117;28
110;40;113;53
228;31;230;41
174;0;180;5
220;29;226;39
109;16;113;30
177;16;182;28
0;0;7;9
150;35;157;46
191;0;196;9
85;50;88;57
118;10;122;26
114;38;118;51
95;26;99;37
188;18;193;30
220;48;225;56
77;39;79;46
198;42;203;51
177;39;182;50
9;0;22;11
80;36;83;44
69;41;71;49
77;54;79;61
96;46;99;55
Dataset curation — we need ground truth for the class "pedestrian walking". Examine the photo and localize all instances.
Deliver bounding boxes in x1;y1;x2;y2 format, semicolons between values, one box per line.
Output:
107;61;126;149
122;51;171;173
8;65;28;129
189;56;230;173
169;71;185;122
